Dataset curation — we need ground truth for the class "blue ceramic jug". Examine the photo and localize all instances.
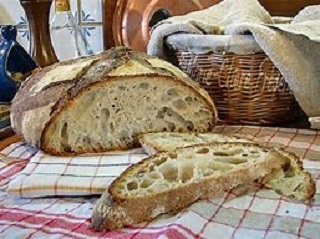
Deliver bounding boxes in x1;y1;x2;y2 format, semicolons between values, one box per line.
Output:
0;25;37;102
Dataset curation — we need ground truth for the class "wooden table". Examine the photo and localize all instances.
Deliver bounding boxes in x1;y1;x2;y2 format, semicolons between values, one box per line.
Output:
0;133;20;151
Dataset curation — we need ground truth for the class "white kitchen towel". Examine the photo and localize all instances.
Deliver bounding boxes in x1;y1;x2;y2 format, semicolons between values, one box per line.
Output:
4;126;320;198
6;148;147;198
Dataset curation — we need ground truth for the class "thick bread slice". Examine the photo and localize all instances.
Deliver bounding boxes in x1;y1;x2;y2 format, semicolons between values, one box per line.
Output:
139;132;251;154
91;142;288;231
259;148;315;202
11;47;216;155
139;132;316;202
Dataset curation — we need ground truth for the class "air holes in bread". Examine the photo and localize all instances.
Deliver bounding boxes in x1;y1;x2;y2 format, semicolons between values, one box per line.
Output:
139;82;149;90
120;130;129;139
140;178;154;188
137;168;148;178
196;148;210;154
148;172;162;179
168;152;178;159
186;121;194;131
118;85;126;91
167;122;175;131
101;108;110;121
178;163;194;183
154;157;168;166
208;162;232;171
83;136;91;144
213;152;231;157
167;88;179;97
110;123;115;132
60;122;71;152
173;99;187;110
127;181;138;191
159;163;178;181
215;158;248;164
199;109;210;116
156;111;165;119
61;122;68;139
185;96;193;103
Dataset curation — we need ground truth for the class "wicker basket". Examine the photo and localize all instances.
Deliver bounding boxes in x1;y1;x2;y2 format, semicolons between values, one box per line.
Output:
176;51;301;125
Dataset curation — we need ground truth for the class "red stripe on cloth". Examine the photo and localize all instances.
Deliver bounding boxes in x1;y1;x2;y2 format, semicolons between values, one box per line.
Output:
195;190;233;238
25;200;86;239
195;127;262;238
0;206;88;221
297;132;318;238
229;127;264;238
128;221;151;238
0;147;37;186
230;187;263;238
302;131;318;159
0;197;41;234
190;194;320;224
128;207;200;239
130;223;202;239
0;222;85;239
54;156;74;196
263;127;280;146
68;220;171;238
0;199;61;235
1;143;24;157
130;221;207;238
18;154;46;197
0;208;87;229
262;128;299;239
0;208;179;239
0;158;23;170
186;210;314;239
89;155;103;195
0;161;28;184
2;143;37;162
131;227;189;239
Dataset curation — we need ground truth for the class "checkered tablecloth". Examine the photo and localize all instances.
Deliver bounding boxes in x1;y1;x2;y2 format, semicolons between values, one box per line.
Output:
0;126;319;239
6;147;146;198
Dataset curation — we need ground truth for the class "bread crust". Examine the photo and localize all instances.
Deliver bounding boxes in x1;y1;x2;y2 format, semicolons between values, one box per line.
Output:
138;133;316;202
91;142;288;231
41;75;216;156
260;148;316;202
11;47;217;154
138;132;251;153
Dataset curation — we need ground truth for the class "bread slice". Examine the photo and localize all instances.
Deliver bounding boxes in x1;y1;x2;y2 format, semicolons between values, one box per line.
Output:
91;142;290;231
139;132;316;202
11;47;216;155
139;132;251;155
259;148;315;202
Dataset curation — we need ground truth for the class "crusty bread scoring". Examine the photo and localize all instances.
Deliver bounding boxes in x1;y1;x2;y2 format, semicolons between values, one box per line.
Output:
11;47;217;155
91;142;289;231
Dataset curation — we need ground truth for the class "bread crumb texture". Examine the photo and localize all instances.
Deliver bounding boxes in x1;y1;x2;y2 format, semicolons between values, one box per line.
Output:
10;47;216;155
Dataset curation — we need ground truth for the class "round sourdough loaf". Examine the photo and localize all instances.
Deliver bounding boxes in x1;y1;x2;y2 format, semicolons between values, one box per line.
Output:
11;47;217;155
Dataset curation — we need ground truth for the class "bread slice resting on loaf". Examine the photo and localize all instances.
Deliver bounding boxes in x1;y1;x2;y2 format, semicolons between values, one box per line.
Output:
139;132;251;155
139;132;316;202
10;47;217;155
91;142;301;231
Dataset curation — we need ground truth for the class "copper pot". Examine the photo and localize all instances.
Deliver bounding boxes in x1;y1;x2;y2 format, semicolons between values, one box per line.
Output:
113;0;221;52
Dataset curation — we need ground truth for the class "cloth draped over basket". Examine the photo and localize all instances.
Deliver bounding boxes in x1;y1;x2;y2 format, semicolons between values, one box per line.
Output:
147;0;320;128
